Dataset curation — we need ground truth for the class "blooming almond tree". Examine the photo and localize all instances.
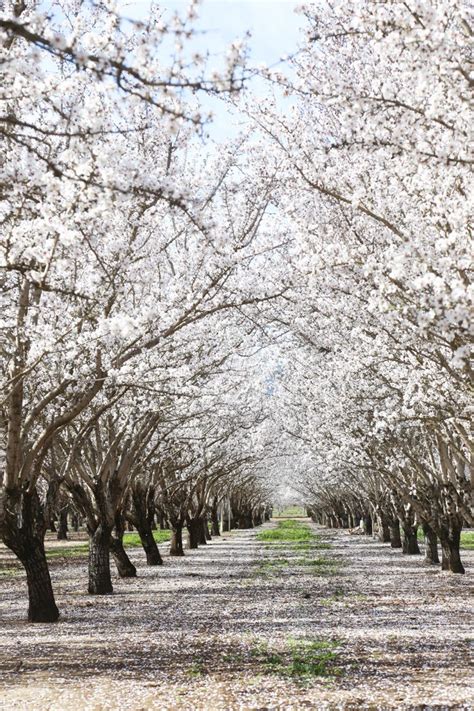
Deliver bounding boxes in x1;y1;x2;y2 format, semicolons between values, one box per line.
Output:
0;0;290;621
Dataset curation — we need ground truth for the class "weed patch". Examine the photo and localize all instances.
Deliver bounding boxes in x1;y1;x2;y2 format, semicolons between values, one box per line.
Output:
251;638;340;679
44;530;171;560
123;530;171;547
461;531;474;550
46;544;89;559
0;566;22;578
257;520;313;543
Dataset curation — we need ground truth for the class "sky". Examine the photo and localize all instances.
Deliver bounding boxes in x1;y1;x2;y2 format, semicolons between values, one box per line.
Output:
128;1;306;141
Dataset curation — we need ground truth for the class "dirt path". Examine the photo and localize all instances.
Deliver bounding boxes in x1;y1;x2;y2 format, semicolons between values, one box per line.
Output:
0;522;473;710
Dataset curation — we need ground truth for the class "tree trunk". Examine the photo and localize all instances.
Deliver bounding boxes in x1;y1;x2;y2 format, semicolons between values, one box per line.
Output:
363;514;372;535
22;546;60;622
88;525;113;594
110;531;137;578
236;511;253;529
422;523;439;564
402;525;420;555
211;511;220;537
439;524;465;574
187;518;200;549
3;488;60;622
197;518;208;544
377;514;391;543
441;539;450;570
138;526;163;565
71;513;79;532
170;524;185;556
389;519;402;548
57;508;68;541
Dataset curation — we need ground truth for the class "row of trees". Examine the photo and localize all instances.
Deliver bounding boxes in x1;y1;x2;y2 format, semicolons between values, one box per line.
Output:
0;0;281;621
264;1;473;574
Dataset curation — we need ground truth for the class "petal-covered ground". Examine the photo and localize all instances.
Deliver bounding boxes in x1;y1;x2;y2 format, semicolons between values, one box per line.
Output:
0;521;473;710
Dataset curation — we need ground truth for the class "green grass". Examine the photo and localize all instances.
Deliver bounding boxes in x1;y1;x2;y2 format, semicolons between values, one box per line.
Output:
273;506;306;519
252;638;340;678
255;520;340;577
187;662;203;677
257;520;314;543
0;530;172;574
461;531;474;550
255;558;290;576
0;567;22;578
123;530;171;547
46;544;89;559
294;556;343;576
416;528;474;550
45;529;171;559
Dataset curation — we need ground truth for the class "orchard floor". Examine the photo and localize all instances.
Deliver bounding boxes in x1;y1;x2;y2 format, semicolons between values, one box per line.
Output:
0;521;473;711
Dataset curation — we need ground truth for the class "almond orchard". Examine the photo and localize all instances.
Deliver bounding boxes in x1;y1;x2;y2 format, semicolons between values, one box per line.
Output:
0;1;472;709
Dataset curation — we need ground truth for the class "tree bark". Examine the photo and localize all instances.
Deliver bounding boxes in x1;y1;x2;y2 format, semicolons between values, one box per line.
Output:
402;525;421;555
110;528;137;578
377;514;391;543
439;524;465;574
57;508;68;541
211;513;220;537
22;546;60;622
187;518;200;548
210;498;220;536
198;518;208;544
363;514;372;535
138;525;163;565
422;522;439;564
170;524;185;556
389;519;402;548
3;488;60;622
88;525;113;594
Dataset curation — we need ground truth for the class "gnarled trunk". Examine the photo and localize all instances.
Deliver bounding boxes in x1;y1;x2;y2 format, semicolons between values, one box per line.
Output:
422;522;439;564
110;520;136;578
22;547;60;622
170;523;185;556
88;525;113;594
138;525;162;565
3;488;60;622
439;523;465;574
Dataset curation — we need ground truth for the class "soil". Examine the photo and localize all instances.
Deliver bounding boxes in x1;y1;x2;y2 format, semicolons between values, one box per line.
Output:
0;522;472;710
